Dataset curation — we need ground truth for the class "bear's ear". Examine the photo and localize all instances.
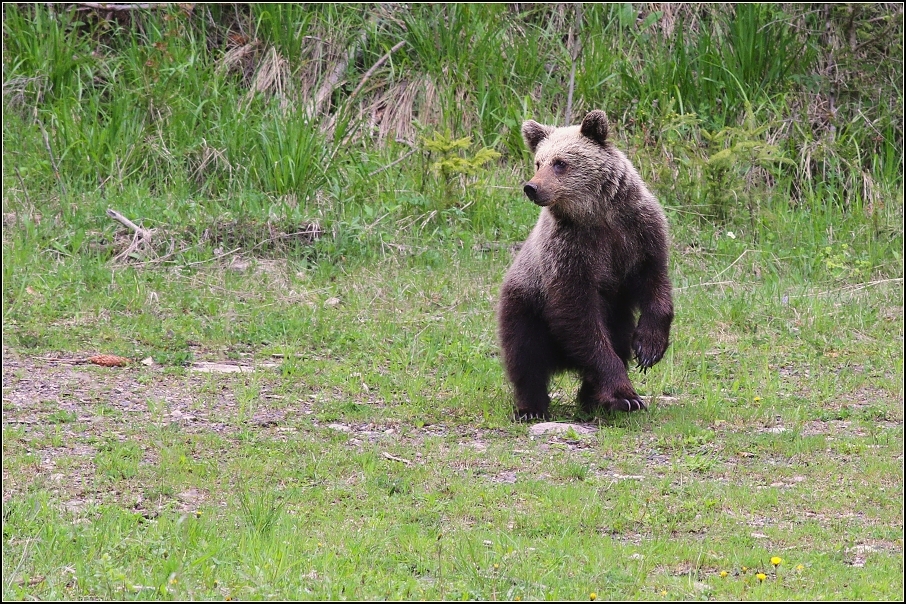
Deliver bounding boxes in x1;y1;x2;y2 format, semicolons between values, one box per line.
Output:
580;110;609;145
522;120;554;153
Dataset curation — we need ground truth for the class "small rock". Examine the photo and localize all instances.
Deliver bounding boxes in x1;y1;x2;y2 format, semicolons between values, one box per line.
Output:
529;422;597;437
847;544;877;555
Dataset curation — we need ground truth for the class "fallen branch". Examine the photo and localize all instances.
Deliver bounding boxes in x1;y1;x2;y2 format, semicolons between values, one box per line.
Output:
106;208;154;262
564;5;584;125
798;277;905;298
368;148;416;177
106;208;149;237
381;452;413;466
36;115;66;198
348;40;407;102
76;3;182;11
674;280;735;292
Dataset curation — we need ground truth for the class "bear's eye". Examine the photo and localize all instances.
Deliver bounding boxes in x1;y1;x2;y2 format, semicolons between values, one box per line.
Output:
552;159;568;175
535;161;540;170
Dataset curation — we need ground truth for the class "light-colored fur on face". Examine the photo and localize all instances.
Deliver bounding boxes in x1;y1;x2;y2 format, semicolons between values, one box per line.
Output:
521;110;660;226
516;111;669;284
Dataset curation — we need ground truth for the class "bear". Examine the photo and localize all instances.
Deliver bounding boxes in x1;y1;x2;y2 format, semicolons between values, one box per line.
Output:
498;109;674;419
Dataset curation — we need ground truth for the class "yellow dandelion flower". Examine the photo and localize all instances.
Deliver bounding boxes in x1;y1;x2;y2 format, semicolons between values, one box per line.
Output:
771;556;782;567
719;570;729;578
796;564;804;571
590;593;597;601
756;572;767;581
741;566;748;573
493;563;500;570
754;397;762;403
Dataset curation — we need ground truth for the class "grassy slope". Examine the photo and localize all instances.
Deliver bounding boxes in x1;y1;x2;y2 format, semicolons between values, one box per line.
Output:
2;3;904;600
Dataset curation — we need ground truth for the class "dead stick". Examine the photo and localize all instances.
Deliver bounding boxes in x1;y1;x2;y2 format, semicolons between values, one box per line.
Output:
348;40;406;102
36;116;66;198
381;452;412;466
76;3;169;10
106;208;151;240
368;148;416;177
13;167;31;206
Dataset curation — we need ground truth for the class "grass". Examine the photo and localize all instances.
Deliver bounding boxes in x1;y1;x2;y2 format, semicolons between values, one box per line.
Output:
2;3;904;601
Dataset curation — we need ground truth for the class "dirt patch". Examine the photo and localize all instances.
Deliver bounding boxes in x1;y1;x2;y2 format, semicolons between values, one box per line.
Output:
2;350;298;434
2;349;307;507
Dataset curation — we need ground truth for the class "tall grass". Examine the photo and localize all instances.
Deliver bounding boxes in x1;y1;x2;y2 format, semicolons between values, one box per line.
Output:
1;3;902;270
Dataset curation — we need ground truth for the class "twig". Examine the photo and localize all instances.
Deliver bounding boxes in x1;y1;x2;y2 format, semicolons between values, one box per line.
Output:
368;148;416;177
711;249;753;281
674;280;735;292
381;452;412;466
34;356;85;364
799;277;905;298
106;208;154;262
36;115;66;198
564;5;584;125
180;225;324;267
565;57;577;127
182;247;242;267
13;167;31;206
348;39;406;102
106;208;150;238
76;3;172;11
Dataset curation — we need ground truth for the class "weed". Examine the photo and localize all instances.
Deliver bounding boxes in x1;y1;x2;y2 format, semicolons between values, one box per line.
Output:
236;485;285;536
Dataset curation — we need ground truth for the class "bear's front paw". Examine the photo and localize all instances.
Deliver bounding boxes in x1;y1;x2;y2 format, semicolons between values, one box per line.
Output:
632;326;669;370
604;394;648;412
583;382;648;413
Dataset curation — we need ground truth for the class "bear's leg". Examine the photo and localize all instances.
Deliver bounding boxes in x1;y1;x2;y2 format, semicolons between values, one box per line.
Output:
605;300;636;368
539;286;647;413
569;301;646;413
499;295;556;420
579;371;647;412
631;257;674;370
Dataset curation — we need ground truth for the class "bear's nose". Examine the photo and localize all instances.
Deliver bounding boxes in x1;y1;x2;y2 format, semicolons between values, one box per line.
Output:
523;182;539;202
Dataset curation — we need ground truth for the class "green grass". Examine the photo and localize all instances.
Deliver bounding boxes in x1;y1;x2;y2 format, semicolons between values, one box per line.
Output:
3;3;904;601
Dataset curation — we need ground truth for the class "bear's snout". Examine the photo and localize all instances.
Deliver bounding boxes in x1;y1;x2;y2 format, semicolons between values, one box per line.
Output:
523;182;551;206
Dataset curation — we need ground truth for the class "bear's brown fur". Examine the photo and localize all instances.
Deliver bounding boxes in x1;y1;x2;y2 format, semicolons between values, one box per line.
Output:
498;110;673;419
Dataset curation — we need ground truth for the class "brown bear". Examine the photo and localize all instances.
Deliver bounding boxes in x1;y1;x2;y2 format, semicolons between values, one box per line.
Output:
498;109;673;419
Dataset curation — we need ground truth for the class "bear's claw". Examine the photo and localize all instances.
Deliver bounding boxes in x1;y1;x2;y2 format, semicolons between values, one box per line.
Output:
514;411;550;422
609;397;648;412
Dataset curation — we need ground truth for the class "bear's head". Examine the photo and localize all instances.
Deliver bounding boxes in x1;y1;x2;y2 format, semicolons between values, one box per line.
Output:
520;110;613;212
